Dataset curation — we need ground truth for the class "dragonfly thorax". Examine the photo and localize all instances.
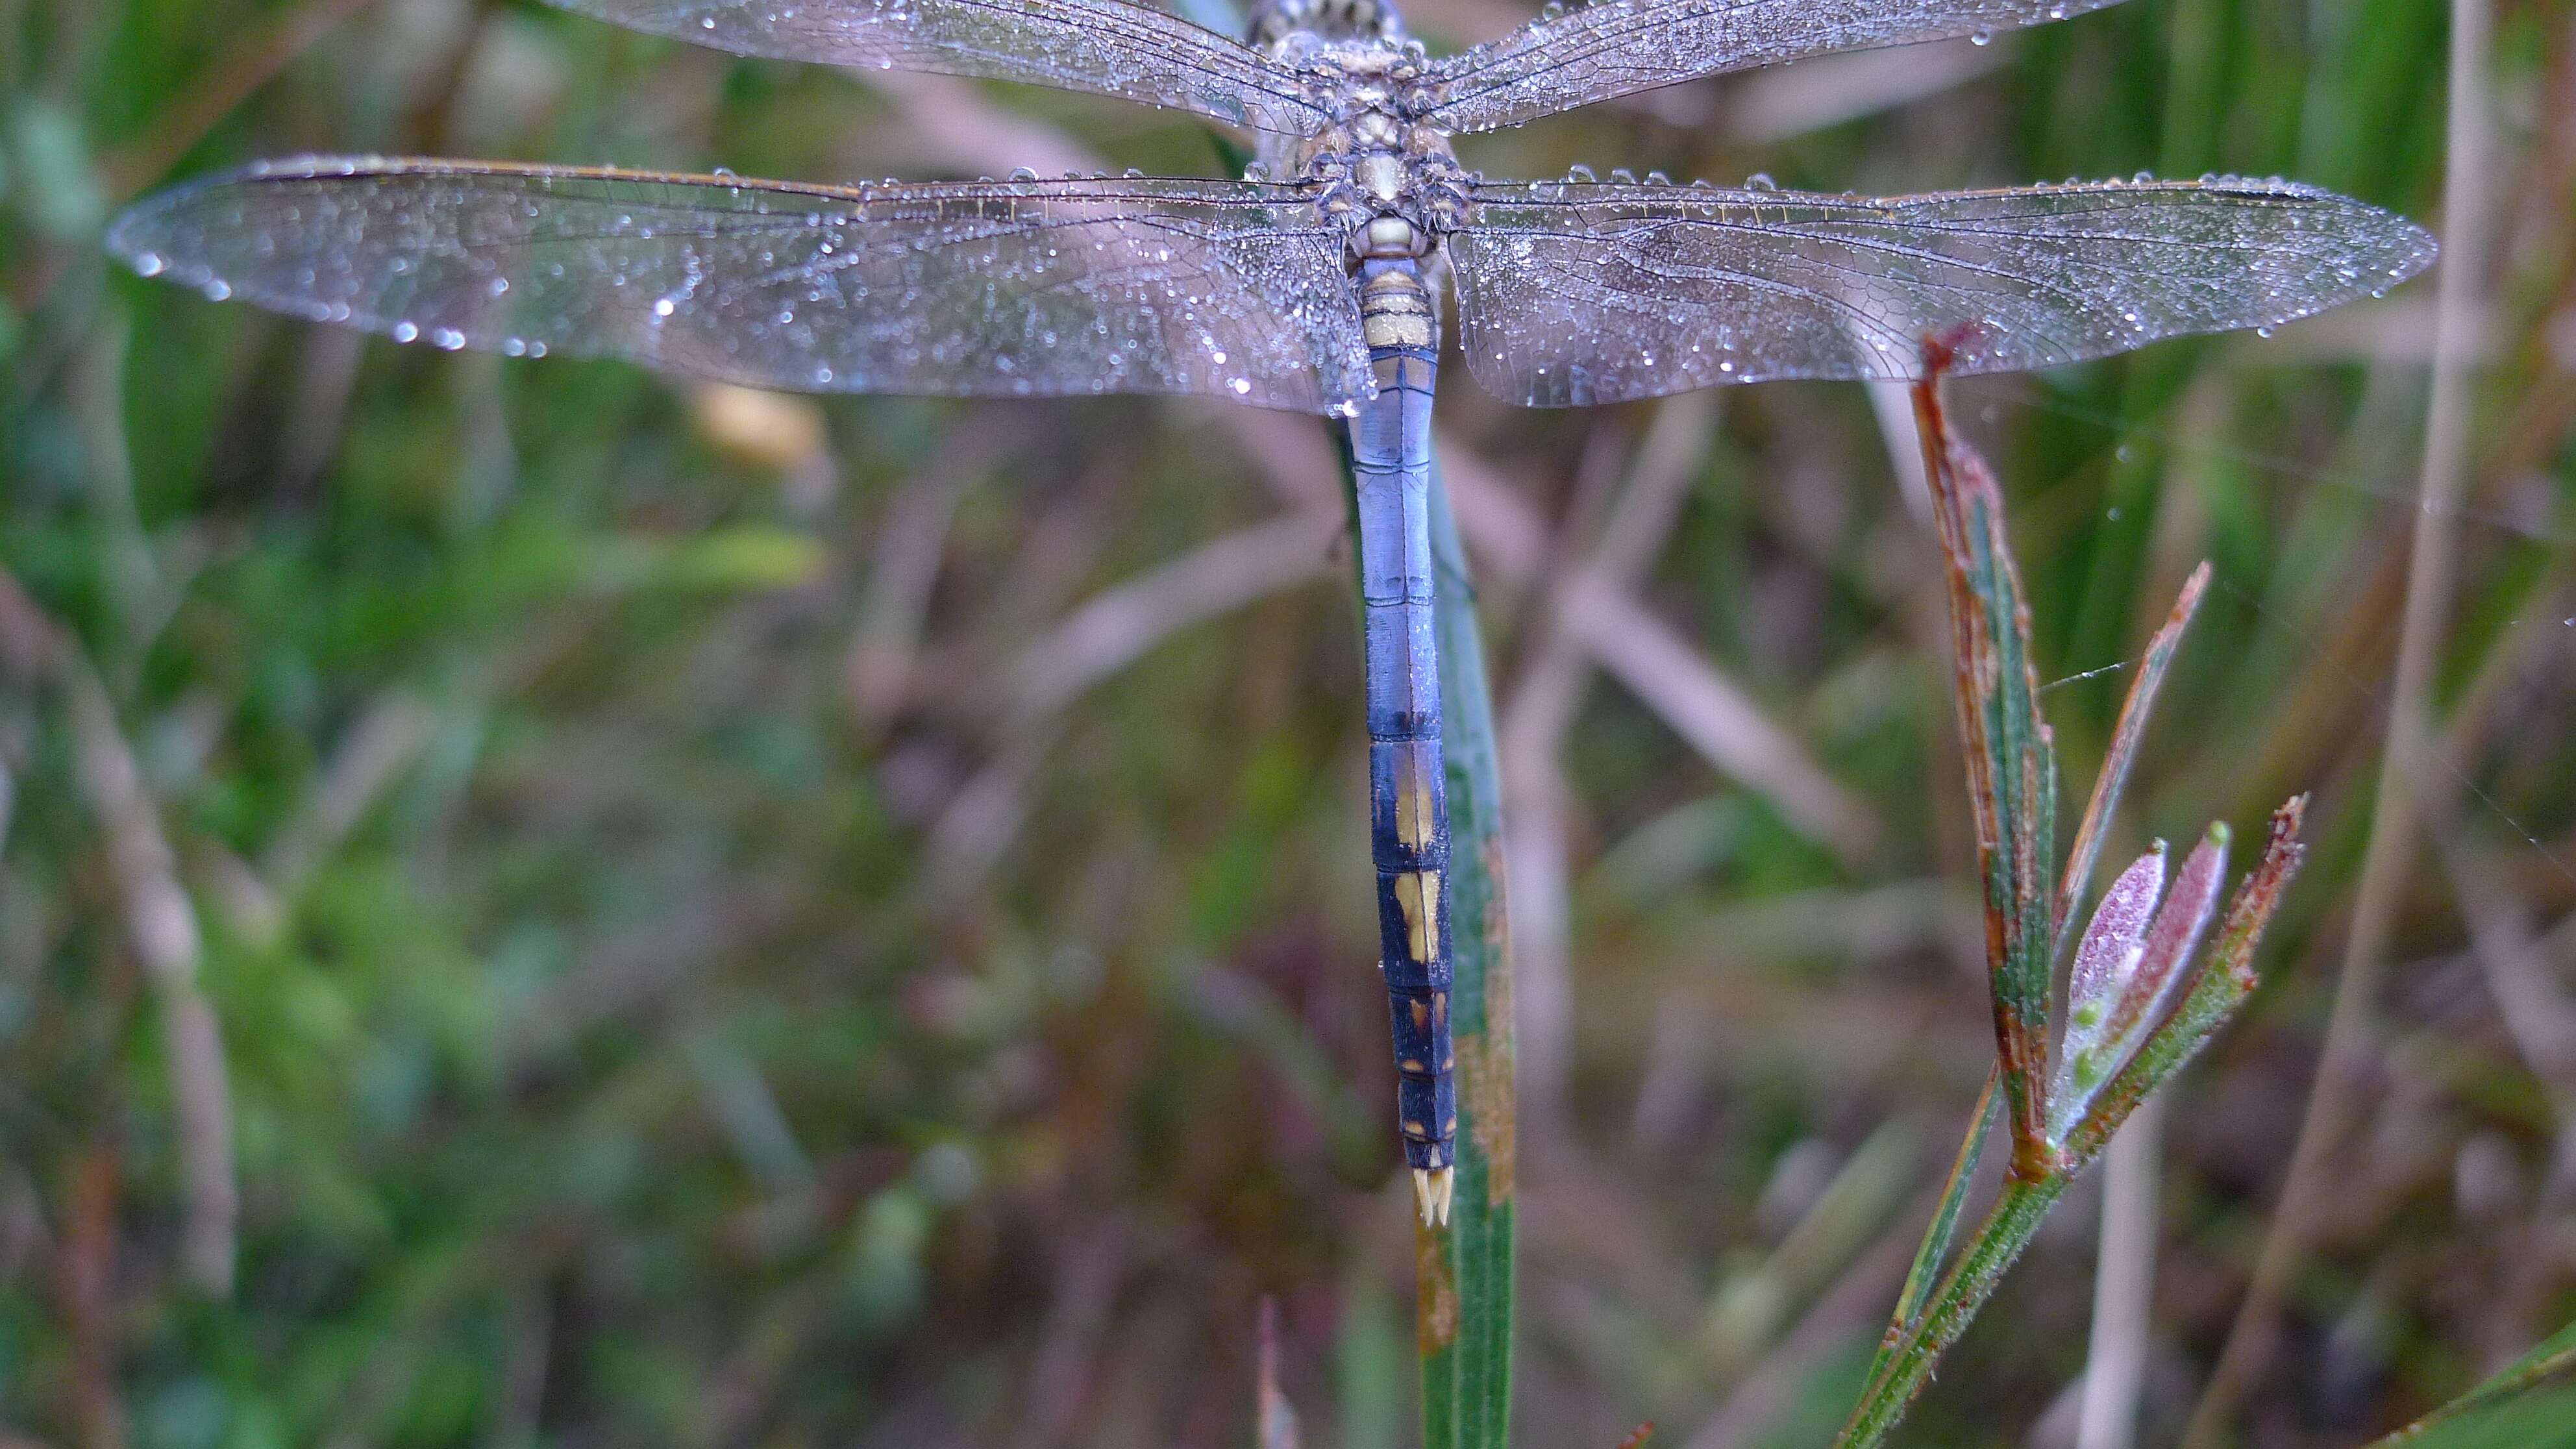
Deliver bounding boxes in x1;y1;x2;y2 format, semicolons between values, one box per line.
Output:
1311;130;1467;264
1246;0;1406;52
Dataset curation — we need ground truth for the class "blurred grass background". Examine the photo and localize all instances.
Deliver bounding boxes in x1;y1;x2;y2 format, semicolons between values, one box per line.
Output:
1;0;2571;1445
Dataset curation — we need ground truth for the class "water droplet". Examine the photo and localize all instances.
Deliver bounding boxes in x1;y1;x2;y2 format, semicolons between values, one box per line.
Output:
1009;166;1038;181
391;321;419;343
1566;164;1596;182
134;253;166;277
2256;325;2275;338
1230;377;1252;395
1970;27;1993;44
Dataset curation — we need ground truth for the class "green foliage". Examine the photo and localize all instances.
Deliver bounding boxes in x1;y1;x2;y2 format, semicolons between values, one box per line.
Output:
2;0;2564;1445
1834;370;2305;1449
1415;468;1514;1449
2367;1316;2576;1448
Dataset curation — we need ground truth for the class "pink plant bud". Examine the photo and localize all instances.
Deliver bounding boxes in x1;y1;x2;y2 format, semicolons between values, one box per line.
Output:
2046;843;2163;1139
2048;824;2231;1143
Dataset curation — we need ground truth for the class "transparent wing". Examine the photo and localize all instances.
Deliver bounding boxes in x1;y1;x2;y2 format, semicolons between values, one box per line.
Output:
107;158;1369;414
1423;0;2130;133
1447;176;2436;407
549;0;1330;135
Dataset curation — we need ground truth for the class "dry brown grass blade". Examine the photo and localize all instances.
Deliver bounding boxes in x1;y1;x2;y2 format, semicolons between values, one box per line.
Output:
1441;442;1883;863
1502;393;1716;1117
0;568;236;1299
1911;347;2056;1182
2181;0;2492;1433
1006;510;1343;725
105;0;380;199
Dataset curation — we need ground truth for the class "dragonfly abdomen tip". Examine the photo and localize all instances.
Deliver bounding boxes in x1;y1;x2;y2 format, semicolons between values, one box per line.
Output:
1412;1167;1455;1227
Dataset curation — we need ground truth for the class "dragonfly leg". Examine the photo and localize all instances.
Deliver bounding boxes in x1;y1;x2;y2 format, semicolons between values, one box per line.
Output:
1352;259;1456;1228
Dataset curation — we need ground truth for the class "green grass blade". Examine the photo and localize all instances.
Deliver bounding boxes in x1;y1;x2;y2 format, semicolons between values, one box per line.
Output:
1834;1176;2072;1449
1871;1065;2001;1385
1416;459;1517;1449
2361;1312;2576;1446
2055;563;2211;935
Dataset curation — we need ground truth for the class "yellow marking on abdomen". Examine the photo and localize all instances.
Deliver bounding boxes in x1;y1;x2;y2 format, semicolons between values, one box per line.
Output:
1396;767;1435;852
1394;869;1443;963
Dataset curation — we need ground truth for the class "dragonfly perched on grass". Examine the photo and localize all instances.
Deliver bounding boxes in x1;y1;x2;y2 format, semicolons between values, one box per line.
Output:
108;0;2433;1228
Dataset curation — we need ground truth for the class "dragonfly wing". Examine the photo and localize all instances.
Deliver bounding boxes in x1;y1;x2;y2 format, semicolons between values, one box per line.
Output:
108;158;1370;414
549;0;1329;134
1423;0;2129;133
1446;176;2435;407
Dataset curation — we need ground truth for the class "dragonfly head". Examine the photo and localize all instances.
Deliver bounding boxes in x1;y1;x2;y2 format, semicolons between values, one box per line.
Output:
1245;0;1407;53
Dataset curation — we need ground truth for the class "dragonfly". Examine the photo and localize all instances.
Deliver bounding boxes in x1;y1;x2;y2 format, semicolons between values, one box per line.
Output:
108;0;2434;1228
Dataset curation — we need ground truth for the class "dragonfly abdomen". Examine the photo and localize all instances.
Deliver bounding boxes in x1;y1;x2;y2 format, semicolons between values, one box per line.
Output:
1351;260;1456;1228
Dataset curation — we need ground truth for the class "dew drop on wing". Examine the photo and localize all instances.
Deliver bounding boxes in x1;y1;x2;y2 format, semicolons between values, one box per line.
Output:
391;321;419;343
1972;27;1993;43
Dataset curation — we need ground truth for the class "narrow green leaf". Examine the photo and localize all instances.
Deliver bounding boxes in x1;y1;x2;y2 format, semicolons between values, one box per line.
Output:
1872;1066;2001;1386
2361;1315;2576;1447
1417;461;1517;1449
2055;564;2211;934
1833;1176;2072;1448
